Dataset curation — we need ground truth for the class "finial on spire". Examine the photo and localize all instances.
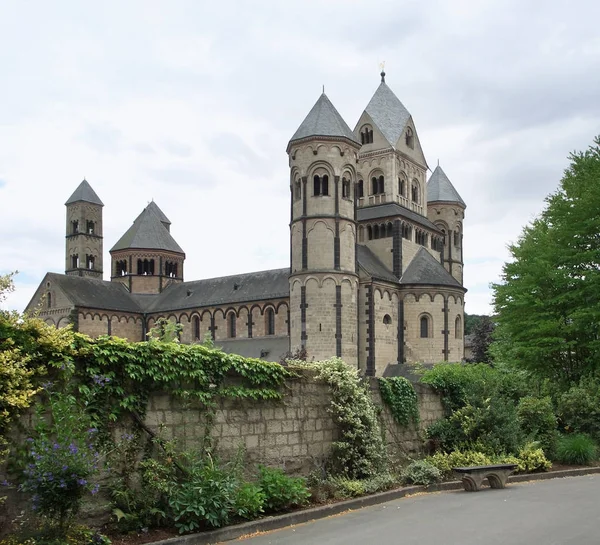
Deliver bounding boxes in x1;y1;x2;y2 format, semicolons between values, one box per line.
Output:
437;158;440;167
322;84;325;94
379;61;386;83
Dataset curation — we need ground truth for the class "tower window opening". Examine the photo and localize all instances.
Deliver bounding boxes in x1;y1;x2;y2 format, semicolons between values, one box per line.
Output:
86;220;95;235
371;175;385;195
386;222;393;238
265;308;275;335
455;315;462;339
294;180;302;201
378;175;384;194
313;175;329;196
71;220;79;234
46;292;51;309
360;126;373;144
454;230;460;247
373;225;380;239
71;254;79;269
402;224;412;240
165;261;178;278
399;177;405;197
228;312;236;338
411;182;419;203
137;258;155;275
405;127;414;149
367;225;373;240
383;314;392;325
420;315;430;338
342;178;351;199
116;260;127;276
358;180;364;198
86;255;95;269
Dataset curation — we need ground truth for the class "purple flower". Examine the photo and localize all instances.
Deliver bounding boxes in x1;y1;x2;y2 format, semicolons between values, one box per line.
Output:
77;478;87;486
26;437;34;443
91;484;100;495
68;444;79;454
59;481;67;488
53;442;60;450
1;480;11;487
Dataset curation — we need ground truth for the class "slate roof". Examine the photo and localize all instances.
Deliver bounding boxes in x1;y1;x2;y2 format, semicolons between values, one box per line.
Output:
427;166;466;207
146;201;171;228
363;82;411;148
65;179;104;206
357;245;398;283
216;337;290;363
146;268;290;312
41;273;142;313
110;205;184;254
400;247;464;289
357;203;441;232
288;93;360;148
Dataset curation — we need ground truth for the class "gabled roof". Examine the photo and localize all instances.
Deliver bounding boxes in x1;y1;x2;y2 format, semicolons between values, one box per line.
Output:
146;201;171;228
357;245;398;283
363;81;411;148
400;247;464;289
65;179;104;206
288;93;360;149
146;268;290;312
427;166;466;207
31;273;142;313
110;205;184;254
357;203;441;232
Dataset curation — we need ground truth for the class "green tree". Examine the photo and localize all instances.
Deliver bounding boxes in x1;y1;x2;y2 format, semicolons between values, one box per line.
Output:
493;136;600;384
469;316;495;363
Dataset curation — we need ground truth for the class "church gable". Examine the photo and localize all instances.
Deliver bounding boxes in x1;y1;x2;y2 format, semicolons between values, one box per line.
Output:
394;117;427;169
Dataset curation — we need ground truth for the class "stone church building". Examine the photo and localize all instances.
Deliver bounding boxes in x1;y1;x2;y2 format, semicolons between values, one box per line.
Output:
26;72;467;376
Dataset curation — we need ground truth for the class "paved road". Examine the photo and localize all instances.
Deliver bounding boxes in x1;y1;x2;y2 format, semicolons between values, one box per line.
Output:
232;475;600;545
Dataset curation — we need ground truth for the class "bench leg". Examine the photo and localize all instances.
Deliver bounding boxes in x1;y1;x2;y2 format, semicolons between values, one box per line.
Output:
461;474;485;492
487;471;509;489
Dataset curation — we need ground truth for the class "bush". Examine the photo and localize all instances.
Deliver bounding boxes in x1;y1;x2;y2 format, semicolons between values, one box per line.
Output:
327;477;365;498
258;466;310;512
555;434;598;465
556;380;600;440
401;460;442;486
18;392;101;532
234;482;265;520
517;396;558;456
516;442;552;473
426;450;493;477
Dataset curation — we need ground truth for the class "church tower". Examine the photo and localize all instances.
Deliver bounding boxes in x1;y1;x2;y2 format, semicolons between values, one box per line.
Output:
288;93;361;364
427;166;466;284
65;179;104;279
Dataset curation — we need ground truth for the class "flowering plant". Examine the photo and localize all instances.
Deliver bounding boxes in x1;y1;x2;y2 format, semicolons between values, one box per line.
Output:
20;391;101;530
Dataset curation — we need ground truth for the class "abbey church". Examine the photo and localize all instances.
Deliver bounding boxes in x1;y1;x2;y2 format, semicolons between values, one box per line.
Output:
26;72;467;376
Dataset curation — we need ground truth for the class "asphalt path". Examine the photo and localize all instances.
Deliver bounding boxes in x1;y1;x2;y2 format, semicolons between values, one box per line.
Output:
232;475;600;545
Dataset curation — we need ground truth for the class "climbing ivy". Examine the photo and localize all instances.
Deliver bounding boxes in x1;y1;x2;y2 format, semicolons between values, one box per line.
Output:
378;377;419;427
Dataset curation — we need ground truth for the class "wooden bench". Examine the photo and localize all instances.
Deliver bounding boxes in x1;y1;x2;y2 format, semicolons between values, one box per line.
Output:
453;464;517;492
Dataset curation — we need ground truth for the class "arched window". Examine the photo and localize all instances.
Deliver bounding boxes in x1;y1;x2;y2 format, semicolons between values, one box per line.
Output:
342;178;351;199
454;228;460;247
402;224;412;240
71;220;79;234
411;181;419;203
137;259;155;275
371;177;378;195
455;315;462;339
398;177;405;197
71;254;79;269
420;315;430;338
117;260;127;275
383;314;392;325
294;180;302;201
313;175;329;196
228;312;236;338
358;226;365;242
358;180;364;198
386;223;393;237
405;127;414;149
378;175;385;194
367;225;373;240
86;220;95;235
373;225;380;239
265;308;275;335
46;292;52;309
360;126;374;144
193;316;200;341
86;255;95;269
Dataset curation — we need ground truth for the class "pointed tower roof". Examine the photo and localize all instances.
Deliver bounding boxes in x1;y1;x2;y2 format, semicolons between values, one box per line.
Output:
288;93;359;150
427;166;466;207
65;179;104;206
146;200;171;230
400;247;464;289
110;204;184;254
363;74;412;148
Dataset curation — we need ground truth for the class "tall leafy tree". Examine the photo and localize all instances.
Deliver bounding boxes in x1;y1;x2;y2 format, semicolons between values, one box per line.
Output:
493;136;600;384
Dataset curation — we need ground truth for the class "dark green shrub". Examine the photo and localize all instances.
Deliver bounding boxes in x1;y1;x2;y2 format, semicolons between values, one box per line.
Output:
258;466;310;512
234;482;265;520
401;460;442;485
556;380;600;440
517;396;558;456
555;434;598;465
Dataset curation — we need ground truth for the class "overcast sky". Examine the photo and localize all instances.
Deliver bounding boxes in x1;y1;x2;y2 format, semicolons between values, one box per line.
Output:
1;0;599;315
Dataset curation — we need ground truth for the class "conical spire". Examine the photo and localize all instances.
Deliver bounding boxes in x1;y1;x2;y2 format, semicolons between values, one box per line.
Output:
146;200;171;231
65;179;104;206
110;204;184;254
427;166;466;207
363;80;411;148
288;93;359;150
